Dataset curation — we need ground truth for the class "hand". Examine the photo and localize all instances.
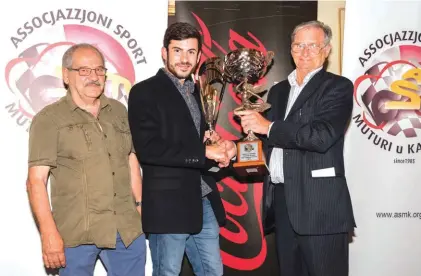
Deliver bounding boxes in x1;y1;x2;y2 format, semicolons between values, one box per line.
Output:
234;110;271;135
205;143;229;167
204;130;221;144
218;139;237;160
41;230;66;269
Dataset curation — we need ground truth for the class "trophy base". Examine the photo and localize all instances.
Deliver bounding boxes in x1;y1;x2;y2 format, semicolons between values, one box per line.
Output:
233;161;268;177
233;139;268;177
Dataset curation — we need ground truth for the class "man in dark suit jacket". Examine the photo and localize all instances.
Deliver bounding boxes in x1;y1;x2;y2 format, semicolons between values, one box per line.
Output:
128;22;236;276
235;20;356;276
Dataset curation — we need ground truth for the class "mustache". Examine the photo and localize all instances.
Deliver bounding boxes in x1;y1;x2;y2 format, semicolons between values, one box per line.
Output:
176;62;192;67
85;81;101;86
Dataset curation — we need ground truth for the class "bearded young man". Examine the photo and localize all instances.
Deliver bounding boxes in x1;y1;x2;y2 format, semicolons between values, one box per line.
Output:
127;22;236;276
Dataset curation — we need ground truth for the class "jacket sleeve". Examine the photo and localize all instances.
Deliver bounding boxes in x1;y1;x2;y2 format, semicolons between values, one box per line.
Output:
128;83;206;169
267;77;353;153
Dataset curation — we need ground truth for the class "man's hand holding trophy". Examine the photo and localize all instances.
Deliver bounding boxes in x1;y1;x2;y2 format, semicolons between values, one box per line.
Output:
197;48;274;176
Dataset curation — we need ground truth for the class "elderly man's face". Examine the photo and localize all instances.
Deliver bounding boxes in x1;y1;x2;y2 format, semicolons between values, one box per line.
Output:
291;27;331;72
63;47;106;101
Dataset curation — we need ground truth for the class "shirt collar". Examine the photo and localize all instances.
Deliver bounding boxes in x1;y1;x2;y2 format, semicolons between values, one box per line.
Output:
288;66;323;87
162;68;195;93
65;90;110;112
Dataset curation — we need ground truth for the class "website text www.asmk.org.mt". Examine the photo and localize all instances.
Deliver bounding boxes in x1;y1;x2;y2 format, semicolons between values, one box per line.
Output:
376;211;421;219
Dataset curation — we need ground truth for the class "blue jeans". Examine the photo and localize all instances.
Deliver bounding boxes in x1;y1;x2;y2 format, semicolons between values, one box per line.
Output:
148;198;223;276
59;233;146;276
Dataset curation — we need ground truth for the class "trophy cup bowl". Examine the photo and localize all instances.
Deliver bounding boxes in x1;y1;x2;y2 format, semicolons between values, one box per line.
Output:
223;48;274;177
198;57;226;145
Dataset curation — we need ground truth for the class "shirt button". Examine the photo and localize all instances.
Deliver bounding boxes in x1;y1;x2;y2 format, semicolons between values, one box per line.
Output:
114;193;117;196
104;134;108;138
112;172;115;175
108;153;111;157
113;211;116;215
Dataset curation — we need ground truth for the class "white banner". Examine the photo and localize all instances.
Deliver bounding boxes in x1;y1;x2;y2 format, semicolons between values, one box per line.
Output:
343;0;421;275
0;1;168;275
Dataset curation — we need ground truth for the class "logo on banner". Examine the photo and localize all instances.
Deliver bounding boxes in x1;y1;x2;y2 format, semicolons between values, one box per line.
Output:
353;31;421;161
4;8;147;131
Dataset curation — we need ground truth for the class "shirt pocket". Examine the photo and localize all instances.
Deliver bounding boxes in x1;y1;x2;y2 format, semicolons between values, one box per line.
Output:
58;123;91;159
112;117;132;154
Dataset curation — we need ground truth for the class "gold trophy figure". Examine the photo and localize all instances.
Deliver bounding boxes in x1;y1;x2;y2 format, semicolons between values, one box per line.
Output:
223;48;274;176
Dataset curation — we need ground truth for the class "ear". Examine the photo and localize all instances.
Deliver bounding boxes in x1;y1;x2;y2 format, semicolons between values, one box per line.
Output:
324;43;332;56
62;67;70;85
161;47;167;63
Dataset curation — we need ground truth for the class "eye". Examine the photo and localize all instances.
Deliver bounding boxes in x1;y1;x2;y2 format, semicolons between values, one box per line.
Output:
80;68;90;74
96;68;106;74
188;50;196;55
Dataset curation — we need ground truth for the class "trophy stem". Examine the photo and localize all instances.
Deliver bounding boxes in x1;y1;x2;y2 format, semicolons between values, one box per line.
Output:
244;130;258;141
205;123;215;145
208;123;214;134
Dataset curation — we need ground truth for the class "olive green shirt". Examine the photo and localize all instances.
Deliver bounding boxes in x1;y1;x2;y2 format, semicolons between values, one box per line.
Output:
28;92;142;248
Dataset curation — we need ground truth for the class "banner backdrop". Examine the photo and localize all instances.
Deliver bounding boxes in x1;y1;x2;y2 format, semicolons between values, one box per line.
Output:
0;1;168;275
171;2;317;275
343;0;421;276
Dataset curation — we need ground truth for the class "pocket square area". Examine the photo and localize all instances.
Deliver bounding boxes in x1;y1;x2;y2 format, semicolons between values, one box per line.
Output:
311;167;336;177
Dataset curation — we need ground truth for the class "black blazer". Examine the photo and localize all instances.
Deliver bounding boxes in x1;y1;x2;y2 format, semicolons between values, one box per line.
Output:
128;69;226;234
262;69;356;236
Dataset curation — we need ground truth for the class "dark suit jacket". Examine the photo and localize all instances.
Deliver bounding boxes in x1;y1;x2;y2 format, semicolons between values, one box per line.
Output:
128;69;226;234
262;69;356;236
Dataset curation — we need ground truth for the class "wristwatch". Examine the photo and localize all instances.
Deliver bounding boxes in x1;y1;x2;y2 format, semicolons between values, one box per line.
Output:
135;201;142;207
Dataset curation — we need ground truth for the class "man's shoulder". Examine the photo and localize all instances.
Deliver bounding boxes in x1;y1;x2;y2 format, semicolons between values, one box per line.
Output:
130;71;164;94
272;79;290;89
267;79;289;97
107;98;128;115
324;71;353;87
129;70;171;104
129;75;159;104
32;96;67;123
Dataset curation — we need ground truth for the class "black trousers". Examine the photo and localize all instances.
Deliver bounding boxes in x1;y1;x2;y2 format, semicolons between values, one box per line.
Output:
274;184;349;276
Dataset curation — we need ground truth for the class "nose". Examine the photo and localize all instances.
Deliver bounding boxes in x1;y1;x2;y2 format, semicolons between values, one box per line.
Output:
180;51;188;62
302;46;310;57
88;69;99;80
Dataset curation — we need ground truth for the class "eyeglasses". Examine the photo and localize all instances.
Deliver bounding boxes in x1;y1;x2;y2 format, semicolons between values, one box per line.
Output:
291;43;326;55
68;67;107;76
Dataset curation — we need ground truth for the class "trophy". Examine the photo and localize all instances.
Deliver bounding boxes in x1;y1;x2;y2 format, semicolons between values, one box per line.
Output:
198;57;226;146
223;48;274;176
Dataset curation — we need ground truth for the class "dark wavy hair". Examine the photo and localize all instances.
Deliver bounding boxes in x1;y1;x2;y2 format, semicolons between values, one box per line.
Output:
163;22;202;51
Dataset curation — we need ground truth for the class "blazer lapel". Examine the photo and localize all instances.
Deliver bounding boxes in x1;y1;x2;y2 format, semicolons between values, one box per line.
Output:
156;70;200;138
274;82;290;121
266;81;290;122
193;84;205;141
287;69;325;117
266;81;290;159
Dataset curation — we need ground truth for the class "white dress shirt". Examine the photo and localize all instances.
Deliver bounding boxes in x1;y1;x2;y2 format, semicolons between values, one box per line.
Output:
268;67;323;184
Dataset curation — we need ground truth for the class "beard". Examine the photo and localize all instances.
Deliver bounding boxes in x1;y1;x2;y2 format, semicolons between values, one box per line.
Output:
167;61;195;79
165;52;198;80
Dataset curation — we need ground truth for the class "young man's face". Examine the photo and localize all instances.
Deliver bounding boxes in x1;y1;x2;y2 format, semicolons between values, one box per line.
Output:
162;38;201;82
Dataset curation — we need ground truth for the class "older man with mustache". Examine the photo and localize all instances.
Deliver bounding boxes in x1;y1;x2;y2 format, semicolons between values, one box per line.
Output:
26;43;145;276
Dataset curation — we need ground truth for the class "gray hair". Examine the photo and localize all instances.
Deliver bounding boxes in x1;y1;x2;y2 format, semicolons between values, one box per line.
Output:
291;20;332;46
62;43;105;68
